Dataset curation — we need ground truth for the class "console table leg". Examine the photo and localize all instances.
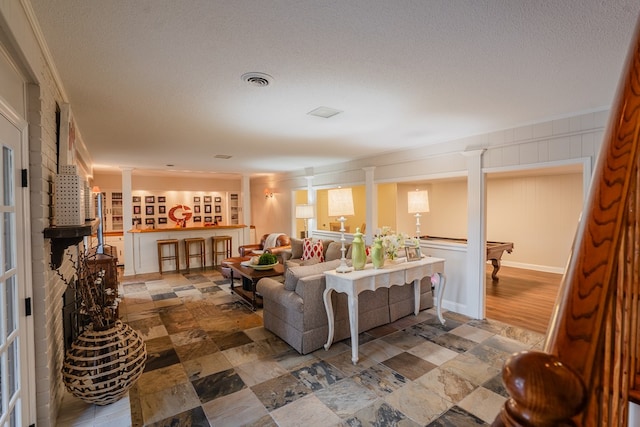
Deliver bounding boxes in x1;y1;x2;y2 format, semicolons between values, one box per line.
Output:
323;288;335;351
348;293;359;364
413;278;421;315
433;272;447;325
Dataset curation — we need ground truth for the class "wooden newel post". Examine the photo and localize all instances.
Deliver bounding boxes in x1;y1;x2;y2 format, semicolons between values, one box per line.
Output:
492;351;587;427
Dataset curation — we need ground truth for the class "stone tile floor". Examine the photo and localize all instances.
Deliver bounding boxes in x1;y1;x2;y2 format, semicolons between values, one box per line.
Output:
57;268;545;426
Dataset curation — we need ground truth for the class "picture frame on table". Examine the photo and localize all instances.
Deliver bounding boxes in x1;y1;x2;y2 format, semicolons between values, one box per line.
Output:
158;196;166;203
194;196;201;203
145;218;155;225
145;196;155;204
405;245;421;262
193;216;202;222
158;205;166;214
133;196;141;203
146;206;154;215
194;205;201;213
158;217;167;224
204;205;212;213
215;205;221;213
214;196;222;203
133;205;141;215
204;216;212;223
204;196;212;203
215;215;222;223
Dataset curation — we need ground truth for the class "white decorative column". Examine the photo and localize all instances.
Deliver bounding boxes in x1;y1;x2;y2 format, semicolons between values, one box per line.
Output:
241;174;251;246
363;166;376;244
462;149;486;319
121;167;134;276
305;175;315;236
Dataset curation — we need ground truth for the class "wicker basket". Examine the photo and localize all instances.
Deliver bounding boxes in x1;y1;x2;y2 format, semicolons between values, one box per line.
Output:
62;320;146;405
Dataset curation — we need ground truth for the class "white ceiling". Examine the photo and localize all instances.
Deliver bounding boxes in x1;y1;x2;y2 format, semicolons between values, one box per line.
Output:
27;1;639;178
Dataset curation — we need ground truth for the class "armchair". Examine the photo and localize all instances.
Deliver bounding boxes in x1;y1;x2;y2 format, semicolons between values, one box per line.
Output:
238;233;292;258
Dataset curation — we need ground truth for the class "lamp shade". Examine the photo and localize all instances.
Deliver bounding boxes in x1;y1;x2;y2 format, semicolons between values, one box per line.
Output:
295;204;314;219
408;190;430;213
328;188;354;217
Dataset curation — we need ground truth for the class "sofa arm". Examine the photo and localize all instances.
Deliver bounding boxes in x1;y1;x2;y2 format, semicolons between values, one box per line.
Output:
239;244;261;257
257;278;303;312
295;274;332;330
267;245;292;256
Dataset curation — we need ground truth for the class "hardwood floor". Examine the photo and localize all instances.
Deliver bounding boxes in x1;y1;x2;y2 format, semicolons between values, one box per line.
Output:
485;265;562;335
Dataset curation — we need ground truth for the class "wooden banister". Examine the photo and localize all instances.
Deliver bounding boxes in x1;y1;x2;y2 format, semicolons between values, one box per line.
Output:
493;14;640;427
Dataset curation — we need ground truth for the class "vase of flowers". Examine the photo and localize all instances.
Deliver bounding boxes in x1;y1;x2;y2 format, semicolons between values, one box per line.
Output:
58;250;146;405
379;226;408;262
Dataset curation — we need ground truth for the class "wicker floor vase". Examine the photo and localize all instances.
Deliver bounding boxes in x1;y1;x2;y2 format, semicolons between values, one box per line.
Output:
62;320;147;405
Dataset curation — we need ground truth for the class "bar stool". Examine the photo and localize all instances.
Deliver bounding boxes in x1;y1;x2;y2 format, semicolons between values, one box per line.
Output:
212;235;232;266
184;237;206;270
157;239;179;274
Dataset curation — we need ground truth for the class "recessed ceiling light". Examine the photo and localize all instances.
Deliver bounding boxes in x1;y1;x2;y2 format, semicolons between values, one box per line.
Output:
166;164;174;167
241;72;273;87
308;106;342;119
214;154;232;159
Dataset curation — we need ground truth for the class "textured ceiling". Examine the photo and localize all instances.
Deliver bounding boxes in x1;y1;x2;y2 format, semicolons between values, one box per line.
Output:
27;1;639;177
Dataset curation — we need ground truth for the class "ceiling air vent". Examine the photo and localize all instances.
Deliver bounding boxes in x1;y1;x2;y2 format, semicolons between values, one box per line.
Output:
241;72;273;87
214;154;232;159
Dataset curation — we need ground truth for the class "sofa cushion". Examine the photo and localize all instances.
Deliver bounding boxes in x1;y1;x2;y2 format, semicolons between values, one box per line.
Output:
302;239;324;262
290;238;304;259
284;259;341;291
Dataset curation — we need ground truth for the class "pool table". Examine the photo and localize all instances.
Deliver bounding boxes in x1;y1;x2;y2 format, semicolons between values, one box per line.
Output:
421;236;514;281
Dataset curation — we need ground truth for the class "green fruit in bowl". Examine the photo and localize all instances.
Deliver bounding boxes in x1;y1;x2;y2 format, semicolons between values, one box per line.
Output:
258;253;277;265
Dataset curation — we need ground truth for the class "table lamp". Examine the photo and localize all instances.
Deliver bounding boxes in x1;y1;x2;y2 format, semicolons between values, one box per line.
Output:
328;187;354;273
295;204;314;238
408;190;429;239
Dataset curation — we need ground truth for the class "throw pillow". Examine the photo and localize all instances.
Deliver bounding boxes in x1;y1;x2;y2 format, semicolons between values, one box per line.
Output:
325;241;343;261
302;239;324;262
290;238;304;259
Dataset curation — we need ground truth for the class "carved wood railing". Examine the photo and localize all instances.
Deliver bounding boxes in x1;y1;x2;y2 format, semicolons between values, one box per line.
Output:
492;15;640;427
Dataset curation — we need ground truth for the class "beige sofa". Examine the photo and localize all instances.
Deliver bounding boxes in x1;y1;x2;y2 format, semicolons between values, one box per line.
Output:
257;238;434;354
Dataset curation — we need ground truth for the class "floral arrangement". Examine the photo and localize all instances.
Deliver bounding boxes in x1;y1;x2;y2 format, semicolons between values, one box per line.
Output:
378;226;409;260
56;250;121;330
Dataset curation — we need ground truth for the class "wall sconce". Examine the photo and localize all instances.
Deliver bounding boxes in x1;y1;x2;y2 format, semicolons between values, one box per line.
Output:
264;189;274;199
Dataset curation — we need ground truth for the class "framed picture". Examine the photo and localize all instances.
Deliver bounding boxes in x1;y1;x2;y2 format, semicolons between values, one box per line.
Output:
146;205;154;215
204;216;212;223
204;205;212;213
158;217;167;224
405;245;421;261
132;196;141;203
193;215;202;222
194;205;201;213
133;205;141;215
158;205;166;214
215;205;221;213
215;215;222;223
132;217;142;225
194;196;201;203
145;196;155;204
214;196;222;203
145;218;155;225
158;196;166;203
204;196;212;203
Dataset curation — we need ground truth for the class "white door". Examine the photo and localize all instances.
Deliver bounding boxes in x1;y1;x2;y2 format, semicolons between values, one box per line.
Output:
0;108;33;426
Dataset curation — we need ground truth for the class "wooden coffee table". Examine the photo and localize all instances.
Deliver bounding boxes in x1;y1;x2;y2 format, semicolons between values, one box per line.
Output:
228;262;284;310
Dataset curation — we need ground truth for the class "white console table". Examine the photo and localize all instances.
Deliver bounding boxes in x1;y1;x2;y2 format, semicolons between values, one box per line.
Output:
323;257;446;364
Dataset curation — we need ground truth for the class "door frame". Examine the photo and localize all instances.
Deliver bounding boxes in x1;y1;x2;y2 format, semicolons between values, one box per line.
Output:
0;95;36;425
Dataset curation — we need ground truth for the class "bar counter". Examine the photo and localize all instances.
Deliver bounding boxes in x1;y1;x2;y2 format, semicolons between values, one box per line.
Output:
128;225;248;274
